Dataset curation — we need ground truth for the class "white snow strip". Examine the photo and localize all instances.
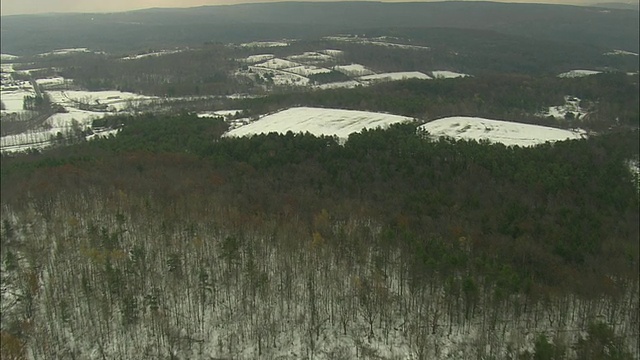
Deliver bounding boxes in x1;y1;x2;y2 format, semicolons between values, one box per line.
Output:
419;116;586;147
239;41;290;48
557;70;602;78
603;50;639;56
224;107;413;141
359;71;431;82
37;48;91;57
286;52;334;62
121;50;182;60
315;80;362;90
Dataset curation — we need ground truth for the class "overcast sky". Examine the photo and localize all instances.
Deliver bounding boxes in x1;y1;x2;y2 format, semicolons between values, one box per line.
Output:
0;0;633;16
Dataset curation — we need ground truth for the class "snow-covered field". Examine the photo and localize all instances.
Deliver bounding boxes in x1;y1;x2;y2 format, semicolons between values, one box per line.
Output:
558;70;602;78
243;54;275;63
255;58;301;70
334;64;375;76
0;83;37;113
35;76;68;88
1;63;15;73
431;70;470;79
224;107;414;141
287;51;334;62
248;66;310;86
47;90;156;111
419;116;586;147
285;65;332;76
359;71;431;82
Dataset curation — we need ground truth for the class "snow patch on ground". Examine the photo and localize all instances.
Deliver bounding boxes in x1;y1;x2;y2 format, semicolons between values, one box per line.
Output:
0;54;19;61
431;70;470;79
243;54;275;63
419;116;586;147
603;49;639;56
37;48;91;57
197;110;242;118
359;71;431;83
1;63;15;73
224;107;414;141
334;64;375;76
239;41;290;48
558;70;602;78
287;52;334;62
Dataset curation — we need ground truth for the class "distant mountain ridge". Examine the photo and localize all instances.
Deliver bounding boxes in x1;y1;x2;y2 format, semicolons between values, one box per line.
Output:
1;1;638;54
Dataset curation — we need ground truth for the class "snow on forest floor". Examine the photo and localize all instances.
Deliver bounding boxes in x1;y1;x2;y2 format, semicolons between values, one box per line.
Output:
224;107;414;141
419;116;586;147
540;96;588;120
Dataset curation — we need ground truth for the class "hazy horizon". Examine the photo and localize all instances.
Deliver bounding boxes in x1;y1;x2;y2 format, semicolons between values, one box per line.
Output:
1;0;636;16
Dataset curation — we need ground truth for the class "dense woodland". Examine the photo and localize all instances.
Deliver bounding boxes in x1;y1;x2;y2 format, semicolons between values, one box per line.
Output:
1;3;638;358
1;113;638;359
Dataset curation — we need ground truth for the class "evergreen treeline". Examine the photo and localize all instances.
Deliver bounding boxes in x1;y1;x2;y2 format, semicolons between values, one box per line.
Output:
1;115;638;358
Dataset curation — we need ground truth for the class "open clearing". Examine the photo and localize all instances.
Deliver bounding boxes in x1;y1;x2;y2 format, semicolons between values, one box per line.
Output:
419;116;586;147
224;107;414;141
